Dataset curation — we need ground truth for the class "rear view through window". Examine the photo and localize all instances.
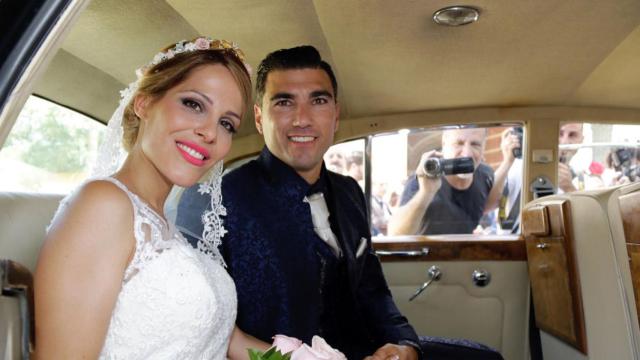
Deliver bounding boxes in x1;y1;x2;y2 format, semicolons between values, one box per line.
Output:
557;122;640;192
0;96;104;194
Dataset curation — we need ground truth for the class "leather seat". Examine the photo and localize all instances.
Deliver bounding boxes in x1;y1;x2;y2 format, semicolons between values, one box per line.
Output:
523;182;640;359
0;192;62;359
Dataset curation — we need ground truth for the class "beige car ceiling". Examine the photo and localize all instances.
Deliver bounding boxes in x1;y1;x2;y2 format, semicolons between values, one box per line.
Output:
32;0;640;140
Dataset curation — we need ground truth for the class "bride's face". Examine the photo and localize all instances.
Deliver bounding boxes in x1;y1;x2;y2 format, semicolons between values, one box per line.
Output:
135;64;243;187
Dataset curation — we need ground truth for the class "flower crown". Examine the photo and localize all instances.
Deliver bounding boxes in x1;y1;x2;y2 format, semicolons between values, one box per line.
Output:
119;37;252;103
137;37;252;79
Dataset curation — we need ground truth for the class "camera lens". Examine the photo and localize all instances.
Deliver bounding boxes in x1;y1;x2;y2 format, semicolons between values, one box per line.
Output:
424;158;442;178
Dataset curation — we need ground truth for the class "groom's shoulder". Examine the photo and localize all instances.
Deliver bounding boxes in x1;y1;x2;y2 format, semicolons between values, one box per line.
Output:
222;159;261;187
327;170;362;195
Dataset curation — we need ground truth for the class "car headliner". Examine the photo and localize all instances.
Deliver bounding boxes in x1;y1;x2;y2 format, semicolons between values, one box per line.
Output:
31;0;640;150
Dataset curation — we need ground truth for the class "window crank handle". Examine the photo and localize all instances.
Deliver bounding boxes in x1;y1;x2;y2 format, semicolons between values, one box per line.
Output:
409;265;442;301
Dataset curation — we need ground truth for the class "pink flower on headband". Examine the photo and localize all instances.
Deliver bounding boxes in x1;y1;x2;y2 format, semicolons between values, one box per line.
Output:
195;37;210;50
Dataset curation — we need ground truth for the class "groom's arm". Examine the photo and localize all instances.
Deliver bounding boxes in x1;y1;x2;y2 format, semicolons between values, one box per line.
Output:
357;249;422;357
348;182;423;359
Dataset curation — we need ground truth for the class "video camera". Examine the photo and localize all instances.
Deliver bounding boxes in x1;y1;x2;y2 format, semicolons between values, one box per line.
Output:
612;147;639;182
511;127;523;159
424;157;475;178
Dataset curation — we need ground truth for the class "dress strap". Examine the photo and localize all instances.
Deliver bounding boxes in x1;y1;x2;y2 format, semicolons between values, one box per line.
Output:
92;177;179;282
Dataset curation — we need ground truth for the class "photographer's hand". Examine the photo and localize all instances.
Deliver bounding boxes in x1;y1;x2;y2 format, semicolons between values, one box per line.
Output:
501;130;520;164
416;150;443;196
484;129;519;213
387;151;441;236
613;172;631;186
558;163;577;193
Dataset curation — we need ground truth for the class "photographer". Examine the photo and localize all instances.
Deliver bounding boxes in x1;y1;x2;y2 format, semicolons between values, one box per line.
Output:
389;128;516;235
604;147;640;186
558;122;585;193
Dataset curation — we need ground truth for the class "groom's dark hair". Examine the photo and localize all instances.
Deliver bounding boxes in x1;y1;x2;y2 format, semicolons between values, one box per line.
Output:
255;45;338;106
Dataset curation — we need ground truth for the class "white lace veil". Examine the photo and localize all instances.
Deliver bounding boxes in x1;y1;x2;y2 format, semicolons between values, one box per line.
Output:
91;37;249;267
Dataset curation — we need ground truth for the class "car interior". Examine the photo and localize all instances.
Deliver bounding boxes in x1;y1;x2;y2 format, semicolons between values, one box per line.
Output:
1;1;640;359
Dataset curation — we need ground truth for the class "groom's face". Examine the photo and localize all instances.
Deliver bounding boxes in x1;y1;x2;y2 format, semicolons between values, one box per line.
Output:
254;68;340;184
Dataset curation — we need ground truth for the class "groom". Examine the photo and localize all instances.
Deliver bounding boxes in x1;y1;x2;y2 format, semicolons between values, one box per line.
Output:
177;45;421;359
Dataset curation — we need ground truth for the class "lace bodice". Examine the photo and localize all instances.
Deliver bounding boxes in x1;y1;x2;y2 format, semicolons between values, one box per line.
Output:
52;177;237;359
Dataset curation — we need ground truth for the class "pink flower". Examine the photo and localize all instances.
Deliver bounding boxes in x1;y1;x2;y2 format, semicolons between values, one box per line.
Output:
271;334;303;354
290;336;346;360
194;37;210;50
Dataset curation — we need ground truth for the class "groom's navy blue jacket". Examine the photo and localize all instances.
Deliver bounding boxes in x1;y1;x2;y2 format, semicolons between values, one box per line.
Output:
177;148;420;358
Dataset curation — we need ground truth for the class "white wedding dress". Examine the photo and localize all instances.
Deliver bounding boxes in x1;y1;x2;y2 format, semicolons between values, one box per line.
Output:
54;177;237;359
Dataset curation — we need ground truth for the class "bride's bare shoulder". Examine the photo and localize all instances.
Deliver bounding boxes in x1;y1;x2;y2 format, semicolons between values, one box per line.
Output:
43;179;136;258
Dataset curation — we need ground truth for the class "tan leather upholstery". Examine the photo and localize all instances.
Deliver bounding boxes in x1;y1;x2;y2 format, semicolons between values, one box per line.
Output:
0;192;63;272
0;192;62;359
524;183;640;359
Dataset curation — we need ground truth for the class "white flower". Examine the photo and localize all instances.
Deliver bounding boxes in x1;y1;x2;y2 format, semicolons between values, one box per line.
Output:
152;52;165;65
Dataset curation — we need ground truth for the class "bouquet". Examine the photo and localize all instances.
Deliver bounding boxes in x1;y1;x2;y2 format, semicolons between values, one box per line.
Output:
248;335;347;360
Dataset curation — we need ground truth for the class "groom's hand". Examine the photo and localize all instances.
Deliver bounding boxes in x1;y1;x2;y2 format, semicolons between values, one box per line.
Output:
364;343;418;360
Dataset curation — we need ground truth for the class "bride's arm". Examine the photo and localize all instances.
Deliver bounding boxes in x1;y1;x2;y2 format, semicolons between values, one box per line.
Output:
227;326;271;360
34;181;135;359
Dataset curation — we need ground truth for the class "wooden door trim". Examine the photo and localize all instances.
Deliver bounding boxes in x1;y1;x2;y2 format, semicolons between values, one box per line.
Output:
373;235;526;261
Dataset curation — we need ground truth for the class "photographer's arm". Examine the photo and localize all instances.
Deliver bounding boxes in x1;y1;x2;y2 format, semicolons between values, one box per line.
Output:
484;130;518;213
388;151;441;235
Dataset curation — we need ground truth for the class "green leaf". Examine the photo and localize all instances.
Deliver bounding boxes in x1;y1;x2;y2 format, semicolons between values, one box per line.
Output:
247;347;291;360
247;348;260;360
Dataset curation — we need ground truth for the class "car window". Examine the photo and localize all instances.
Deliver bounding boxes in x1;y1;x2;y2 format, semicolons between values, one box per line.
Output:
557;122;640;192
365;124;523;237
323;139;366;188
0;95;104;194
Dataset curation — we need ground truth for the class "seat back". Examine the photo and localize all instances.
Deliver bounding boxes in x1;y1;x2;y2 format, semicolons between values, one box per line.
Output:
0;192;63;272
522;183;640;360
0;191;63;360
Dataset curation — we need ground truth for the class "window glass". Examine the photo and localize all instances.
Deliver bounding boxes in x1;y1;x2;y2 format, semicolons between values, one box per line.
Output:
558;122;640;192
0;96;105;194
323;139;365;189
370;125;523;237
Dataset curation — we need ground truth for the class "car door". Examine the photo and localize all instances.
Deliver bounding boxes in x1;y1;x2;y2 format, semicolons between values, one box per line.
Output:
356;125;531;360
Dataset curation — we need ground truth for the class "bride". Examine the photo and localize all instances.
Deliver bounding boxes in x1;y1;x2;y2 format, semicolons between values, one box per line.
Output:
34;37;270;359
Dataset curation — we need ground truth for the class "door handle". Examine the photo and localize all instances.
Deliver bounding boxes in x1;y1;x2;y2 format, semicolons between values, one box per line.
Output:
409;265;442;301
375;247;429;257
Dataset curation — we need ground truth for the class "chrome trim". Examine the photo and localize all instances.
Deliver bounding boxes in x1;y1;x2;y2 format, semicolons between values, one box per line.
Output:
433;6;480;26
375;247;429;257
409;265;442;301
472;269;491;287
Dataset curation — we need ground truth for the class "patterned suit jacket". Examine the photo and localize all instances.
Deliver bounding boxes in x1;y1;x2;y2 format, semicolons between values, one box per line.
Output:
176;147;420;357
